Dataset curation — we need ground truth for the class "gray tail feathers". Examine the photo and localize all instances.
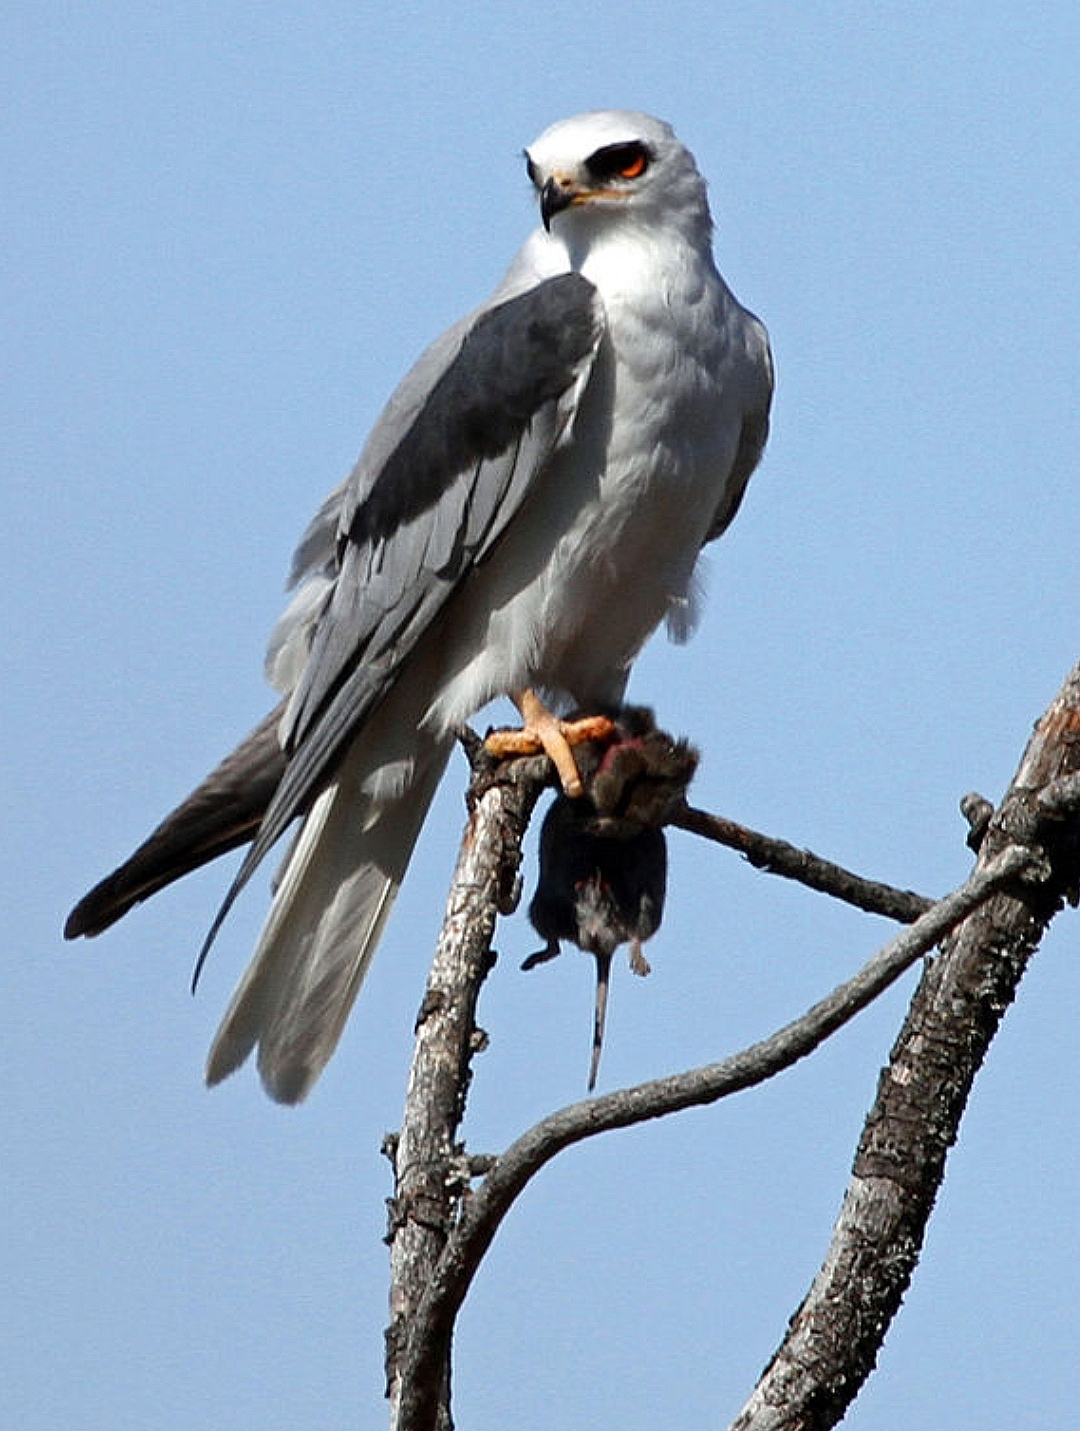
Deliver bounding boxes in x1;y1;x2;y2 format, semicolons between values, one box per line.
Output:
205;734;452;1104
64;706;287;940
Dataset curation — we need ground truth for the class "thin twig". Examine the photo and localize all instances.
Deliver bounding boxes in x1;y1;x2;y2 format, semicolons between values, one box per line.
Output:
673;803;934;923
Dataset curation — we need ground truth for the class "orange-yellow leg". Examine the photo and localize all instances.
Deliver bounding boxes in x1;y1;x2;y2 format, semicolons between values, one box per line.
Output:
484;689;615;797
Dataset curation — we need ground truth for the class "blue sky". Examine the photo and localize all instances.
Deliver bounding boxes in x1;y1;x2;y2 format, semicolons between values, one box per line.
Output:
6;4;1080;1427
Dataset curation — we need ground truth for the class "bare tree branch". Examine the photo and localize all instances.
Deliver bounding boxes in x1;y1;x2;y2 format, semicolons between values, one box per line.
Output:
388;663;1080;1430
673;803;934;923
385;755;548;1429
728;659;1080;1430
392;839;1031;1431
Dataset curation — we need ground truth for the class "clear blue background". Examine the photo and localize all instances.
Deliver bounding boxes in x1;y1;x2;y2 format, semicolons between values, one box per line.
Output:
6;4;1079;1427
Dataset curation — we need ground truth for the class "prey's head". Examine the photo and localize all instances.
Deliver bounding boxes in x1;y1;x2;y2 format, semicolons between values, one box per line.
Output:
524;110;711;243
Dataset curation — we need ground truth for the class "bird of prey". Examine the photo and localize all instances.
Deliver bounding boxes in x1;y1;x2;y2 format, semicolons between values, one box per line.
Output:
66;110;773;1104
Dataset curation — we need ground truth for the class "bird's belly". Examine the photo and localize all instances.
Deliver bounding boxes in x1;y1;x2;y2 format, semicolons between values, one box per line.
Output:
427;416;730;727
530;450;713;698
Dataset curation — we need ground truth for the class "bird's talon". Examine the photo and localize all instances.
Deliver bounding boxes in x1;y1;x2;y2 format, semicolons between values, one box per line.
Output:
483;695;616;797
565;714;616;745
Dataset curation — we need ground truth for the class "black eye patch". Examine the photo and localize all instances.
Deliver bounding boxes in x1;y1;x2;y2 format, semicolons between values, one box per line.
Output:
584;141;651;184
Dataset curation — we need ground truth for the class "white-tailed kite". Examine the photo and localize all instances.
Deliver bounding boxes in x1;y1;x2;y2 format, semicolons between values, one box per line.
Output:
66;110;774;1103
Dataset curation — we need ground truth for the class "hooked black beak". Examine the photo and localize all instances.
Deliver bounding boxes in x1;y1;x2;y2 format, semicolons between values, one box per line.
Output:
540;176;576;232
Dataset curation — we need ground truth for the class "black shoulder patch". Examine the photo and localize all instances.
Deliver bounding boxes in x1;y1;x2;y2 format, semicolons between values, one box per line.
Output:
348;271;598;546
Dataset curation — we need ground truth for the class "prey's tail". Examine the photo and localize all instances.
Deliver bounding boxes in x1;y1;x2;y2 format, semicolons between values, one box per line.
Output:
588;950;614;1092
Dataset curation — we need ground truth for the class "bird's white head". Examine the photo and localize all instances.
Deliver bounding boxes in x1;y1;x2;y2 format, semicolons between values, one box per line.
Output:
524;110;713;252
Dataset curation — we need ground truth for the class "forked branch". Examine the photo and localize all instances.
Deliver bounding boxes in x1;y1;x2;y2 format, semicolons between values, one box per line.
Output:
386;658;1080;1431
392;845;1033;1431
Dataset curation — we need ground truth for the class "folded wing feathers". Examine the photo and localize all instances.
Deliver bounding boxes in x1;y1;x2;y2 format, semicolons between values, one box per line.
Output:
64;706;286;939
207;283;603;940
68;273;605;1103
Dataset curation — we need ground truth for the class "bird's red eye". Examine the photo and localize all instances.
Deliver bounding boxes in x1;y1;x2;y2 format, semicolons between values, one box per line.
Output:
584;141;652;184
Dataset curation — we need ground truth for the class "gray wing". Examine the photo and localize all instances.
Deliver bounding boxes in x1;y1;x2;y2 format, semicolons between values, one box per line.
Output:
705;310;774;543
198;270;603;956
